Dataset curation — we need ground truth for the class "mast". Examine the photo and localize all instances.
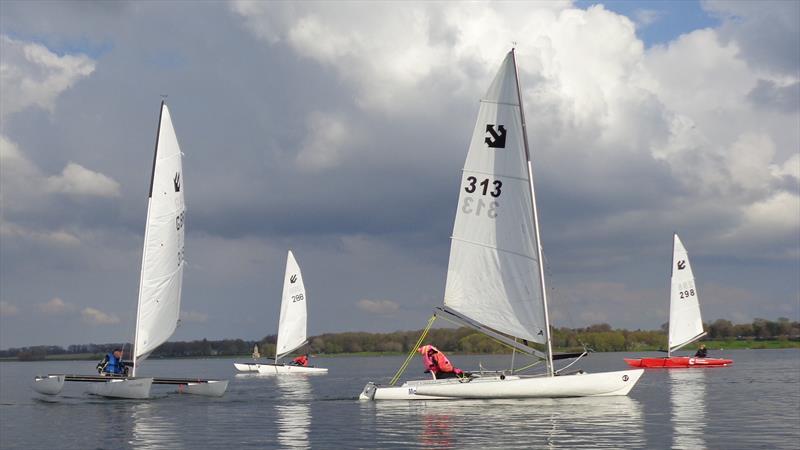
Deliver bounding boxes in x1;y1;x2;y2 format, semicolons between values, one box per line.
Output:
511;48;555;377
132;100;165;377
668;233;675;358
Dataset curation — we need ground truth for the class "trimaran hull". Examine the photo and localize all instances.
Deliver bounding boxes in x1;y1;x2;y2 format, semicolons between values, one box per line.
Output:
360;369;643;400
32;374;228;398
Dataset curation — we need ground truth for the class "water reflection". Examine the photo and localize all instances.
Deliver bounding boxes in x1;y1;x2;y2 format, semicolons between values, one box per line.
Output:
670;370;707;450
366;396;644;449
131;401;182;449
275;375;312;449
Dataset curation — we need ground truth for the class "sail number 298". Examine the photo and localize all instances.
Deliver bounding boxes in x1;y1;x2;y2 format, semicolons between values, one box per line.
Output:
679;289;695;299
292;293;305;303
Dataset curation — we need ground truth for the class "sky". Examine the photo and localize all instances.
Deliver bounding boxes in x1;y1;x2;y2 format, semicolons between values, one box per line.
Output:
0;0;798;349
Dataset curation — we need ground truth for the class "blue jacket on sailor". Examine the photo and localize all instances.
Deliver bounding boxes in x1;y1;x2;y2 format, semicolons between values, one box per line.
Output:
97;352;126;375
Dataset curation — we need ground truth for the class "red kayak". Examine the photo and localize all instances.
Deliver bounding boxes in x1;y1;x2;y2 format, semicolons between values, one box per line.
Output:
624;356;733;368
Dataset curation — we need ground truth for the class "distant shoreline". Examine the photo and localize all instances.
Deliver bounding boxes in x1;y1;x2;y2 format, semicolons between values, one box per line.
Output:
2;340;797;362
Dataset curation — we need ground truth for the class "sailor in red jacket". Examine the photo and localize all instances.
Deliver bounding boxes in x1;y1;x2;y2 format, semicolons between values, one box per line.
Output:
418;345;464;379
291;354;309;367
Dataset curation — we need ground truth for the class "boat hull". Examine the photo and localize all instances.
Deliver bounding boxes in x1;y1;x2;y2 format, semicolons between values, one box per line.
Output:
624;357;733;368
361;369;643;400
234;362;261;372
32;375;66;395
256;363;328;375
179;380;229;397
88;377;153;399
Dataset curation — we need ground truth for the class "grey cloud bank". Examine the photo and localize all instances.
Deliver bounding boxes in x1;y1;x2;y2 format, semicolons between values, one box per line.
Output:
1;0;797;348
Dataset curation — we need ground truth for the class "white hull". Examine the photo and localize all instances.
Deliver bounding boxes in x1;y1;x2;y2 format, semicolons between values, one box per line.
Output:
179;380;229;397
361;369;643;400
234;362;262;372
256;363;328;375
88;377;153;399
32;375;66;395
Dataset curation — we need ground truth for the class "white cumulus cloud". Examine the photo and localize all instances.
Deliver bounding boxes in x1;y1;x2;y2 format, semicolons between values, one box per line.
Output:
37;297;76;315
45;162;121;198
81;307;120;325
357;299;400;315
0;301;20;317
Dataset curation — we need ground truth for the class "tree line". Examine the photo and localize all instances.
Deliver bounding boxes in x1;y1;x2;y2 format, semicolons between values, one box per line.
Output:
2;317;797;360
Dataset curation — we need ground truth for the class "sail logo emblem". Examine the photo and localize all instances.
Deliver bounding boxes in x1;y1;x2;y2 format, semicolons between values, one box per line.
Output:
677;260;686;270
290;274;297;283
485;124;507;148
173;173;181;192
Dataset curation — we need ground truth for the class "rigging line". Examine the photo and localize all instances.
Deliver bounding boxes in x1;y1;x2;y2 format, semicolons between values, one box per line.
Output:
389;315;437;386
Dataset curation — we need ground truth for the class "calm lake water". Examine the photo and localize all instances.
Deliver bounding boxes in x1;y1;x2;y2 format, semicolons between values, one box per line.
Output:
1;349;798;449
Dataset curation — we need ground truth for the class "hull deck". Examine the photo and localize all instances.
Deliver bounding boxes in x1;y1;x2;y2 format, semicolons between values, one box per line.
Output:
624;357;733;368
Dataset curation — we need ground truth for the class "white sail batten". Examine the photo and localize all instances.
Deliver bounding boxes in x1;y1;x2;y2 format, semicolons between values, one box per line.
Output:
443;51;547;344
134;102;186;372
668;234;705;354
275;251;308;361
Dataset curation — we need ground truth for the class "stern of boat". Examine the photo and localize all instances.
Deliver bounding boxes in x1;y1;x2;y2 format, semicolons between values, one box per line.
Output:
359;382;377;401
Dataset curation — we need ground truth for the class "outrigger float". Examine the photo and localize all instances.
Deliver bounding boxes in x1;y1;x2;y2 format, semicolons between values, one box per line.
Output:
32;101;228;399
360;49;643;401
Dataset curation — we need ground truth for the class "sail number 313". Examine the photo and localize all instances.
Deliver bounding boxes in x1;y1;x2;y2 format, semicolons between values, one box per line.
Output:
462;176;501;219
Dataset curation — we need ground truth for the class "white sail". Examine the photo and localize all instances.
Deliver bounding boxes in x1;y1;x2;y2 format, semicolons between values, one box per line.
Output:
443;51;546;344
275;251;308;360
668;234;704;353
134;102;186;369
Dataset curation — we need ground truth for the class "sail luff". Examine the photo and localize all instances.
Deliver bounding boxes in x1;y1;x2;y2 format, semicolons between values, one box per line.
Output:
511;48;555;377
132;101;165;377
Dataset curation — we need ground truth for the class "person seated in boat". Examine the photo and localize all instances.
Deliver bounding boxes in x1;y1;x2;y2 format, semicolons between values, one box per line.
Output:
290;354;309;367
694;344;708;358
418;345;465;379
96;349;128;376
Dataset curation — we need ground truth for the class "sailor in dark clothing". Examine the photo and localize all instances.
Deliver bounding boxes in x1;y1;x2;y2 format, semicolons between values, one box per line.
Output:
694;343;708;358
96;348;128;376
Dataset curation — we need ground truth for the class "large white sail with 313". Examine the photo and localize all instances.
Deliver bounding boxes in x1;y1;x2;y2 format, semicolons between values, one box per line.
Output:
443;53;546;344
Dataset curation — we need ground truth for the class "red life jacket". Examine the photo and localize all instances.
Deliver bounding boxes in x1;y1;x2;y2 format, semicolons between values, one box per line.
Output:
432;352;454;372
293;355;308;366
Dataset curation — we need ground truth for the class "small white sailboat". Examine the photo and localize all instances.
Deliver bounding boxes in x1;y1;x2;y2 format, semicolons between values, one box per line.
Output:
360;49;643;400
233;344;263;372
234;251;327;374
32;101;228;398
625;234;732;368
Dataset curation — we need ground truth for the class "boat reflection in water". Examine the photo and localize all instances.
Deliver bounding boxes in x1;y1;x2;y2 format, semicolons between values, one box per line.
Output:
131;401;182;449
275;375;311;449
670;369;707;450
366;395;644;448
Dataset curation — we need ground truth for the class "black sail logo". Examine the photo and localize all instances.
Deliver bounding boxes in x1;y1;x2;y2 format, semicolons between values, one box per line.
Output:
290;274;297;284
677;260;686;270
173;172;181;192
485;124;507;148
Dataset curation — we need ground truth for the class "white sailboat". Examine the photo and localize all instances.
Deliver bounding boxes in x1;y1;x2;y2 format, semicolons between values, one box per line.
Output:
625;234;732;368
32;101;228;398
360;49;643;400
234;251;327;374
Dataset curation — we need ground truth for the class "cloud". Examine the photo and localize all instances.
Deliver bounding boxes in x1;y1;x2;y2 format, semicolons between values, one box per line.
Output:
0;301;20;317
633;9;663;27
295;111;351;171
81;307;120;325
356;299;400;315
0;220;81;247
0;35;95;115
45;162;121;197
37;297;76;315
180;310;209;323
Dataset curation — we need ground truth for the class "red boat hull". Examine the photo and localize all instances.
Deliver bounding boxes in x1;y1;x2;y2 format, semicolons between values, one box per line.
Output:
624;356;733;368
